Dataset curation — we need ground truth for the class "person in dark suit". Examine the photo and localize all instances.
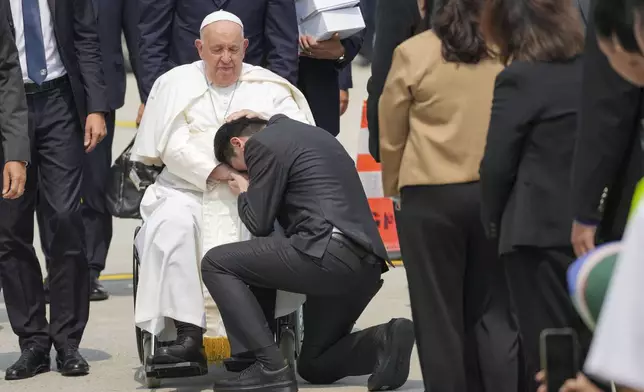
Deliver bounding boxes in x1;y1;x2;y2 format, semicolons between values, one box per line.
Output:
38;0;145;302
366;0;429;161
480;0;593;389
1;0;108;380
298;2;366;137
136;0;298;125
570;0;644;260
202;114;415;392
0;0;30;202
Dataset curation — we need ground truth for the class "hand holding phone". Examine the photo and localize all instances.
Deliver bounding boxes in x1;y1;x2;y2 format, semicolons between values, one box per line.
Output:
540;328;580;391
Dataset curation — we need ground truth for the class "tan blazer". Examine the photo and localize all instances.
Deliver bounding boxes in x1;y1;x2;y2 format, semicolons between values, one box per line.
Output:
379;30;504;197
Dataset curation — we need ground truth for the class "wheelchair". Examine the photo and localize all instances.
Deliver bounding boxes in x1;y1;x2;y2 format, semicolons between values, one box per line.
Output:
132;227;304;388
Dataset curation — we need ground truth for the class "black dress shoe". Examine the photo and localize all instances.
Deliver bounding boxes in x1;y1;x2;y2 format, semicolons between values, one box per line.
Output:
224;352;256;372
214;362;297;392
151;336;207;365
56;349;89;376
368;318;415;391
5;347;51;380
90;278;109;301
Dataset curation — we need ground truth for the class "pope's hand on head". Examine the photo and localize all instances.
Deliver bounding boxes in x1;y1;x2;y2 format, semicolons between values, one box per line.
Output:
299;33;345;60
225;110;265;123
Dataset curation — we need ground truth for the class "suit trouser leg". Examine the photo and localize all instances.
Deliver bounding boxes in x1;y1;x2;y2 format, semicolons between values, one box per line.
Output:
201;236;383;379
504;247;593;392
81;111;115;279
0;83;89;351
398;183;517;392
37;112;114;281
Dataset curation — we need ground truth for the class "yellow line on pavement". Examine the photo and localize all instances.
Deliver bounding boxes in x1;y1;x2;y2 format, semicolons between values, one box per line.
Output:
99;260;403;282
115;120;137;129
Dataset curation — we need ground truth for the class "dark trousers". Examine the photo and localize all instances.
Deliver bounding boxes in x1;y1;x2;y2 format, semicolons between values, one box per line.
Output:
297;57;340;137
503;247;594;392
37;111;115;280
201;235;385;384
397;183;519;392
0;79;89;352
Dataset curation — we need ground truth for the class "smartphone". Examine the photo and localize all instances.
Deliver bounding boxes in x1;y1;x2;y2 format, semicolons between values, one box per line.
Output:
540;328;580;391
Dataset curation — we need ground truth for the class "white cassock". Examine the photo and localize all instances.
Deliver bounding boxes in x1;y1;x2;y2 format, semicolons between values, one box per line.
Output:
584;202;644;390
130;61;315;342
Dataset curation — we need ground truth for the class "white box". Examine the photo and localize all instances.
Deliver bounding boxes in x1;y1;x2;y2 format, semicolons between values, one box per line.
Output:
298;6;365;41
295;0;360;23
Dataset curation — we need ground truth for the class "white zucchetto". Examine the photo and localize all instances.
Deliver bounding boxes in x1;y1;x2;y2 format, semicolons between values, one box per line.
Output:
200;10;244;31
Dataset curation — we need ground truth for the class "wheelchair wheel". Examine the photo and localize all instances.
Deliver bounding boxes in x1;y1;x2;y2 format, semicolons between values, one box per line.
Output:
294;305;304;357
133;227;145;365
142;332;161;389
279;329;296;367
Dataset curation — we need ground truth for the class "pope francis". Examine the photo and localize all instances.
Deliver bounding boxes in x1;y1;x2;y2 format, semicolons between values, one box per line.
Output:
130;10;313;367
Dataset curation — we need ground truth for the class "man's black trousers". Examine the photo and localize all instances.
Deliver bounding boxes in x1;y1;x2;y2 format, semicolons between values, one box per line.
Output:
201;235;385;384
0;78;89;352
396;183;519;392
37;110;115;280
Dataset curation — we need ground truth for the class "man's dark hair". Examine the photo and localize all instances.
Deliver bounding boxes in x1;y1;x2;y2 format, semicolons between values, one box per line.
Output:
595;0;642;54
214;117;268;164
481;0;585;65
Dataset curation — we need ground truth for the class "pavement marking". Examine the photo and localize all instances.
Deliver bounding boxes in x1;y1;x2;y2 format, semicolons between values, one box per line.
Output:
115;120;137;129
99;261;404;282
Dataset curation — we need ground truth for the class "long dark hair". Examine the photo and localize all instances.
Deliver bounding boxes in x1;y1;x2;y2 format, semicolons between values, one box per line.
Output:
432;0;490;64
481;0;584;65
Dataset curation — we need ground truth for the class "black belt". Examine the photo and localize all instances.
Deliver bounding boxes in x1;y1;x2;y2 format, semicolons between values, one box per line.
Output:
329;232;381;266
24;75;69;95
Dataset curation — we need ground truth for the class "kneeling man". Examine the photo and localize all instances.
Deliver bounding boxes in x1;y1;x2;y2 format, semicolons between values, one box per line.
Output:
130;11;314;366
203;115;415;392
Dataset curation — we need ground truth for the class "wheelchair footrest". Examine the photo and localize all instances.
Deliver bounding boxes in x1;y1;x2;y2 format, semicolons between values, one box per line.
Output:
145;360;208;379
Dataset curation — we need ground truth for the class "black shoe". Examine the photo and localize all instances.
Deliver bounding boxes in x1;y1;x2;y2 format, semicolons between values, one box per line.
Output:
224;353;256;372
5;347;51;380
90;278;109;301
151;335;207;365
214;362;297;392
368;318;415;391
56;348;90;376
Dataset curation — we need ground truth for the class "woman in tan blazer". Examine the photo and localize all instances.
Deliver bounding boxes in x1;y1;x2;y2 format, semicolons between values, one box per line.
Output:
379;0;518;391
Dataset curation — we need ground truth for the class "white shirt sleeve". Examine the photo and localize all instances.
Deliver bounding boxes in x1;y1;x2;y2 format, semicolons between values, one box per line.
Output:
584;203;644;390
160;112;217;192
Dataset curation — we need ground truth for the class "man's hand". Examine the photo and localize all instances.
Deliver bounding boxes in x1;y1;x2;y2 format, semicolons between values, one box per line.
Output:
136;103;145;127
571;220;598;257
225;110;266;123
227;172;249;196
84;112;106;153
299;34;345;60
340;89;349;116
536;371;603;392
2;161;27;199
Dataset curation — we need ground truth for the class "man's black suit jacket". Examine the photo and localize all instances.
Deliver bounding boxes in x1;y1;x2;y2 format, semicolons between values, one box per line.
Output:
0;0;29;164
6;0;108;127
571;0;644;241
138;0;299;102
237;115;388;262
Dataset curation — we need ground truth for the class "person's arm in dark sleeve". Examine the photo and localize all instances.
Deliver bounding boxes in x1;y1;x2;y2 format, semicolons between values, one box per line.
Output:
480;70;535;238
571;11;643;225
138;0;176;102
122;0;146;102
0;16;30;163
73;0;109;114
336;0;368;69
238;139;289;237
339;66;352;90
263;0;298;84
366;0;420;161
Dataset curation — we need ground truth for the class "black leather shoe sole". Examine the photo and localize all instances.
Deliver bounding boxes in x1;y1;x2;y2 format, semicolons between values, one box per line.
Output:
90;289;109;301
4;364;50;381
214;380;298;392
368;319;415;391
